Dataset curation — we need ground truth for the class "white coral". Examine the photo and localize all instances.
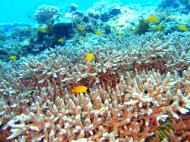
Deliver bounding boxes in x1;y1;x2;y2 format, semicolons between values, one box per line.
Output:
34;4;61;24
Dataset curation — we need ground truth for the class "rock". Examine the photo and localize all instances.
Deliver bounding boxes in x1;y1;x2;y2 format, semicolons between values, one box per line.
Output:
82;16;89;23
109;8;121;16
70;3;78;11
0;49;8;56
100;13;110;22
75;11;84;17
94;14;100;19
104;25;111;34
0;49;8;60
52;20;75;39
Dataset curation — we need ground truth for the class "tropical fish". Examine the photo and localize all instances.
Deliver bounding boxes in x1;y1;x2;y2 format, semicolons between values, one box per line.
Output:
85;53;95;62
146;15;159;23
71;85;88;94
95;31;103;35
9;55;17;60
38;27;47;33
58;37;64;43
178;25;188;31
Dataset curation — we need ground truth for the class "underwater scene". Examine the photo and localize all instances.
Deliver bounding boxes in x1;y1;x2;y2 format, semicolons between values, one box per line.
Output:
0;0;190;141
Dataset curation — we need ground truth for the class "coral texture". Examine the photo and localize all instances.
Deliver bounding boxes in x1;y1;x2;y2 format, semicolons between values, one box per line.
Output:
0;31;190;141
34;4;61;24
1;69;190;141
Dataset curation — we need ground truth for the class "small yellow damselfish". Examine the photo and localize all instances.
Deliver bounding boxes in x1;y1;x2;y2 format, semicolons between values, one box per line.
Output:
84;53;95;62
58;37;64;43
146;15;159;23
71;85;88;94
95;31;103;35
9;55;17;60
178;25;188;31
38;27;47;33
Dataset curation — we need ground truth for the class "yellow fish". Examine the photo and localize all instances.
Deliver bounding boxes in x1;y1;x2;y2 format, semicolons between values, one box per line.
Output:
9;55;17;60
38;27;47;33
146;15;159;23
178;25;188;31
58;37;64;43
71;85;88;94
85;53;95;62
95;31;103;35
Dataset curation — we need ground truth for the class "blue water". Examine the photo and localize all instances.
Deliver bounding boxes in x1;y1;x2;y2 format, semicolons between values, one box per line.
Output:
0;0;158;23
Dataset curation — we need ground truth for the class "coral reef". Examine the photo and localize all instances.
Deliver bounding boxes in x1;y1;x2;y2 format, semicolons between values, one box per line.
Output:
52;21;75;39
0;31;190;141
1;68;190;141
34;4;61;24
1;3;187;58
134;18;150;35
0;2;190;141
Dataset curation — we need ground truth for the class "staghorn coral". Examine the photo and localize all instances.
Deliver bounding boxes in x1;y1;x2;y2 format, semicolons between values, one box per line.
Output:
0;32;190;141
1;67;190;141
1;31;190;90
0;32;189;100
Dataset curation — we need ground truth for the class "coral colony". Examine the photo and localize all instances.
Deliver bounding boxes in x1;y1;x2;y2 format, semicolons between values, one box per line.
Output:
0;1;190;142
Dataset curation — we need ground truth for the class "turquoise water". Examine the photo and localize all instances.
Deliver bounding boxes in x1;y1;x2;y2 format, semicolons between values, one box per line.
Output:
0;0;158;23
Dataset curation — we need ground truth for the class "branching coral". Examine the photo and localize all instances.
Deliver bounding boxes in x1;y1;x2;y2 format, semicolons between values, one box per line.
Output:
0;32;190;141
4;32;188;92
34;4;61;24
1;67;190;141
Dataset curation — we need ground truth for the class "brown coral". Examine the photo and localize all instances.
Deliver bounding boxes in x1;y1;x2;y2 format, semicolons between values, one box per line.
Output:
0;68;190;141
0;32;190;141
